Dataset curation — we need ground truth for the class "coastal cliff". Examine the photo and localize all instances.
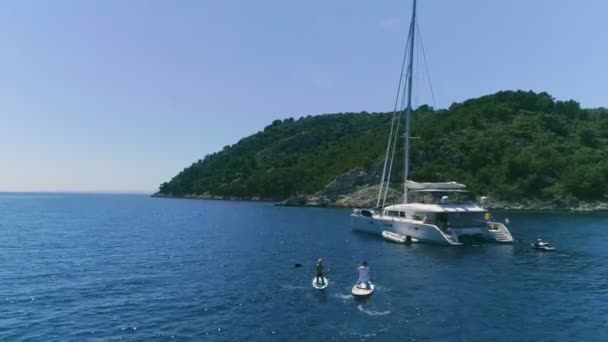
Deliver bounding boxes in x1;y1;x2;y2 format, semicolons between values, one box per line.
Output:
154;90;608;211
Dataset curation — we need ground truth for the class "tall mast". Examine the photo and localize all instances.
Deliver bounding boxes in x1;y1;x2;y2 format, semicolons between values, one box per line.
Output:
403;0;416;203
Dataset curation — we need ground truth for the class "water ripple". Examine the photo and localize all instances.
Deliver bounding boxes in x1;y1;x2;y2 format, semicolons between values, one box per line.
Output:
1;195;607;341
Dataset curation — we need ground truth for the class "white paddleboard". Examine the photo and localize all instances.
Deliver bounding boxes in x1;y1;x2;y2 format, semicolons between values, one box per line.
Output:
312;277;329;290
351;282;374;297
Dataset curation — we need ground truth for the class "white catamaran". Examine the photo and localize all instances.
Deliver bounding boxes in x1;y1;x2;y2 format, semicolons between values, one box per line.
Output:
350;0;513;245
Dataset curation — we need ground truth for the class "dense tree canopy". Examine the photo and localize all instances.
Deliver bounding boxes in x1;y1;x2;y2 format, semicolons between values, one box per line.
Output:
158;91;608;203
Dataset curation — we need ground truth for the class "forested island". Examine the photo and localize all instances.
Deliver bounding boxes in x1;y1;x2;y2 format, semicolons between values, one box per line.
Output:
154;91;608;211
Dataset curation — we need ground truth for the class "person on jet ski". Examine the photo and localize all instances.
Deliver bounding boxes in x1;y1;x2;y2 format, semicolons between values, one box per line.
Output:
315;259;325;285
535;238;548;247
357;261;371;289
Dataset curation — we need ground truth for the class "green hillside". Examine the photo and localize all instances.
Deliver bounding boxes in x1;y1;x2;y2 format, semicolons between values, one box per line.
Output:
157;90;608;205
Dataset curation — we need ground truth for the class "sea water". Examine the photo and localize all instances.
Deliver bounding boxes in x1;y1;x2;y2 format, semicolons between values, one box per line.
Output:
0;193;606;341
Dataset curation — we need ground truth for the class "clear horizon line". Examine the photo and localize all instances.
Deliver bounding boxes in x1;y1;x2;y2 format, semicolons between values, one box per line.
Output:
0;189;155;195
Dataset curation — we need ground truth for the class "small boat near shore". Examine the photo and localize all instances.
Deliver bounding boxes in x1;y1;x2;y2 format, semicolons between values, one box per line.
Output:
382;230;417;244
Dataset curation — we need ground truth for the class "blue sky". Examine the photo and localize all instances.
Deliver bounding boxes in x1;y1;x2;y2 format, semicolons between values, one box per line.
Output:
0;0;606;192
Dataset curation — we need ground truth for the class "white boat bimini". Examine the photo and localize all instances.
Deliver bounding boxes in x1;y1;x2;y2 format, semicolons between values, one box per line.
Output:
350;0;513;246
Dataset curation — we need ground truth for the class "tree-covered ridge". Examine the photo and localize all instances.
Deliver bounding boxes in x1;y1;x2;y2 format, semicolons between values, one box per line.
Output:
158;91;608;204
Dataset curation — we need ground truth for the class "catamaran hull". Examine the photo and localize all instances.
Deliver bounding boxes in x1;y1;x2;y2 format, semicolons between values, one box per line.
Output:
350;213;512;245
351;214;452;245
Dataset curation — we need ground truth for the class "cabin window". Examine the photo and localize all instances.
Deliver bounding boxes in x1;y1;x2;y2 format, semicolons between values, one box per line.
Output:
385;210;406;218
412;213;430;222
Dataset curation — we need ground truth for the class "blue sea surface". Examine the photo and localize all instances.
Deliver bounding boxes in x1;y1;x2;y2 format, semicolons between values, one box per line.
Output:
1;193;607;341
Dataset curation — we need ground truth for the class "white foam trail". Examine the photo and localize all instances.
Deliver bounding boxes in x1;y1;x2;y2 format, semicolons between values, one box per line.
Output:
357;305;391;316
334;293;353;300
281;285;307;290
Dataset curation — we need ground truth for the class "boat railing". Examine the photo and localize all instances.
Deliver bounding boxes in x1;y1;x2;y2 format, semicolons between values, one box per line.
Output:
487;221;502;231
486;221;513;242
447;229;461;244
417;222;462;245
437;227;461;245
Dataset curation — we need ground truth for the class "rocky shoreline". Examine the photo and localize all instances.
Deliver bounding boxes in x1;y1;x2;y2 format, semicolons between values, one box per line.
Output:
153;165;608;212
152;190;608;212
151;192;277;203
276;190;608;212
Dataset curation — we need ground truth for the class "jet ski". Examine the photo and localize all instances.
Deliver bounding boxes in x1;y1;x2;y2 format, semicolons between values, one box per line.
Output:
531;240;555;251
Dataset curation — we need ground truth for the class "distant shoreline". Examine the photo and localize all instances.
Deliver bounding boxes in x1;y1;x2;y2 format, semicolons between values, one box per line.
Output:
0;191;150;196
150;192;278;203
151;193;608;212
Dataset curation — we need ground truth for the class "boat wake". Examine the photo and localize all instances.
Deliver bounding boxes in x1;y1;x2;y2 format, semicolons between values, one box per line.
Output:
334;293;353;300
340;326;389;341
376;285;391;292
357;305;391;316
280;285;308;291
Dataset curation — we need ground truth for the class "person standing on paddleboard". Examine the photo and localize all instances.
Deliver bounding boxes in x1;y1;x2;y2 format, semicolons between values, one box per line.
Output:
357;261;371;289
315;259;325;285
